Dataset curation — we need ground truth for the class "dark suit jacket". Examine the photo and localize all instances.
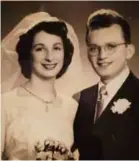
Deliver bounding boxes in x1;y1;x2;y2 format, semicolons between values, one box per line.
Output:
73;72;139;160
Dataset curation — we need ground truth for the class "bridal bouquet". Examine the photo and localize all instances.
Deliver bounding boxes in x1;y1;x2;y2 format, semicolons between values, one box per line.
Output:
34;139;78;160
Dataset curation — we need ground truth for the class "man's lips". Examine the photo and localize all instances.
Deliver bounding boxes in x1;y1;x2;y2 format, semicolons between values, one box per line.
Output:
97;61;112;67
42;63;57;69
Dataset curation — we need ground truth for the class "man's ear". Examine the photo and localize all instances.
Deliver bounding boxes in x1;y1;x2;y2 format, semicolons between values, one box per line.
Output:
126;44;135;60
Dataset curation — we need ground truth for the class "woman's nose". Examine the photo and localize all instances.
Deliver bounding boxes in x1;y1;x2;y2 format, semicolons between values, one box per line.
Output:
45;50;53;61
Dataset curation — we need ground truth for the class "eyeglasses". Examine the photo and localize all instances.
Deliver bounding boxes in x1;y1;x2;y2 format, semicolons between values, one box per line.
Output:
88;42;127;56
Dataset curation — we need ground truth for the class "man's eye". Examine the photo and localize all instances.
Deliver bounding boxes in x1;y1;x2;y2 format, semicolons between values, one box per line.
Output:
107;44;116;49
88;46;98;52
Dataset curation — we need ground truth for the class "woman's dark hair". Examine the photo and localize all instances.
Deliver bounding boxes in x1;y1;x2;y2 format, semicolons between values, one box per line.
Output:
86;12;131;45
16;21;74;79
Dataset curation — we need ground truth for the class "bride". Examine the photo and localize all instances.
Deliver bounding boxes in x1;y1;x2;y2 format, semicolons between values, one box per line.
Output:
1;12;80;160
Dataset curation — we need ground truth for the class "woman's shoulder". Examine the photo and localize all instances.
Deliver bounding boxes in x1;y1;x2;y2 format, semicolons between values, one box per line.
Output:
2;86;30;99
2;88;19;101
1;87;24;111
72;92;81;103
58;94;78;119
59;93;78;108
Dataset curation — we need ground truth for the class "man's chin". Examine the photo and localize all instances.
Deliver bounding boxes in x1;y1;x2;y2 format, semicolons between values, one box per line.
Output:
98;73;121;84
96;71;112;82
96;71;109;77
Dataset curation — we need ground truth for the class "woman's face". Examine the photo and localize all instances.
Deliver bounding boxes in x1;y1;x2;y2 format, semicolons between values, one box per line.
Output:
31;31;64;79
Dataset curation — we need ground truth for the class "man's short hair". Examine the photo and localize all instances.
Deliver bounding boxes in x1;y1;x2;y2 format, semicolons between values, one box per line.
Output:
86;9;131;44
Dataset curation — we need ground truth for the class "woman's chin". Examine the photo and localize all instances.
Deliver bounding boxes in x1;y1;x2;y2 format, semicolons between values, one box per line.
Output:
35;72;57;80
41;74;57;80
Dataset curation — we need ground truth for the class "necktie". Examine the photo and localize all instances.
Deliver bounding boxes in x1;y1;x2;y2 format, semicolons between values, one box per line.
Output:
95;85;108;122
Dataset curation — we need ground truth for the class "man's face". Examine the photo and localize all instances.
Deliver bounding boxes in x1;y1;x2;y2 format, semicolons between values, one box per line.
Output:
87;24;134;81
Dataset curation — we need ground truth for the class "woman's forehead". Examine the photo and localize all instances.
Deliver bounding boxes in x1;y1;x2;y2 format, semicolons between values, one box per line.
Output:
33;31;63;45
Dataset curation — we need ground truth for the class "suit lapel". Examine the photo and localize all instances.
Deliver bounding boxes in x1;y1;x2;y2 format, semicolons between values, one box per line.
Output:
80;84;98;114
93;72;136;128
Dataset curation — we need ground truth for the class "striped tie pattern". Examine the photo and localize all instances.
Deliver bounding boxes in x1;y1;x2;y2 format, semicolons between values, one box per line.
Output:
95;85;108;122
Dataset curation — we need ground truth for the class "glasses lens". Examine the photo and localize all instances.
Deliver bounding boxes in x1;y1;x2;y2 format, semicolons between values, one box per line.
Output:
88;45;99;55
105;44;117;53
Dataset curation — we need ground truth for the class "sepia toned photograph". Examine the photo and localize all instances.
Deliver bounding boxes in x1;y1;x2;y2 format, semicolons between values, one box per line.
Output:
1;1;139;160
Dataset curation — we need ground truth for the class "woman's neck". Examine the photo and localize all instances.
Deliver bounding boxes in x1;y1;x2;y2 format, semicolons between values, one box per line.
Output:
24;74;56;100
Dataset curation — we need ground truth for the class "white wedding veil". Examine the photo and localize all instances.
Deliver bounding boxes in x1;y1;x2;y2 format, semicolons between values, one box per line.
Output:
1;12;85;96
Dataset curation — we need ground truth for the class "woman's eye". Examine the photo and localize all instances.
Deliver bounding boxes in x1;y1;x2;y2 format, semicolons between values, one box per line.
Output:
35;47;43;52
54;46;62;51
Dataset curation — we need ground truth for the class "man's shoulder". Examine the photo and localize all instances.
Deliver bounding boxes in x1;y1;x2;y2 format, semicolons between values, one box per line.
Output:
73;84;98;102
129;73;139;99
116;72;139;106
126;72;139;91
131;73;139;87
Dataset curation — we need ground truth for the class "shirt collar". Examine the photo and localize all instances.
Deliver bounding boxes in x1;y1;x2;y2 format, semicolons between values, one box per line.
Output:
99;66;130;96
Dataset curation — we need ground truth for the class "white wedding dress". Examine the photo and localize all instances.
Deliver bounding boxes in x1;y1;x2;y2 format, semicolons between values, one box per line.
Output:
2;86;78;160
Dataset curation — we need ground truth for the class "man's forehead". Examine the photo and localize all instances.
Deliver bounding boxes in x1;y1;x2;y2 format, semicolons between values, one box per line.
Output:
87;24;124;44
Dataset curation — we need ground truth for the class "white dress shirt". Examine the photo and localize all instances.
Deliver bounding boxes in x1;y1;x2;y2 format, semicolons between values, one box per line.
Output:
98;67;130;113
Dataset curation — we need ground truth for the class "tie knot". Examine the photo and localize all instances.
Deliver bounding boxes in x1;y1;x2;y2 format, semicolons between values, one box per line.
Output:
99;85;108;97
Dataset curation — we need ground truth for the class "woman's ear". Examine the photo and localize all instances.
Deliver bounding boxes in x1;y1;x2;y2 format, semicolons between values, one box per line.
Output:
126;44;135;60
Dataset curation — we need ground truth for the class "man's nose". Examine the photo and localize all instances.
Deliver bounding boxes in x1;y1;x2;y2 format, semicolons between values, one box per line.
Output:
99;47;108;59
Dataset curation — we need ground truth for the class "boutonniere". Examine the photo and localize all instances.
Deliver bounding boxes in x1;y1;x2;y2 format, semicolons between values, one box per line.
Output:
111;98;131;114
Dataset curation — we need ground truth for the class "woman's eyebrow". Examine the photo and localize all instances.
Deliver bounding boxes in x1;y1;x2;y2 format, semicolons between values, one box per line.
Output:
88;43;98;47
32;43;44;48
53;42;63;46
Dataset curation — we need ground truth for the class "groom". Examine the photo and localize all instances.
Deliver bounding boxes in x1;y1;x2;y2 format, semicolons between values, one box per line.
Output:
73;9;139;159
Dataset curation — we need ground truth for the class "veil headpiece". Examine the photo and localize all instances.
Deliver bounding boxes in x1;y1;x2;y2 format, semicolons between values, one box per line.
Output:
1;12;84;95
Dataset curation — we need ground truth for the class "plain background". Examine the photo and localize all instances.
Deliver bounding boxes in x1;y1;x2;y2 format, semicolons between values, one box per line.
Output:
1;1;139;94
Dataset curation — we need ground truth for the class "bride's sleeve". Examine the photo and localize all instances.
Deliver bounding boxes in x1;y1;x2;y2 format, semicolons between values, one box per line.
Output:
1;100;7;158
1;93;10;159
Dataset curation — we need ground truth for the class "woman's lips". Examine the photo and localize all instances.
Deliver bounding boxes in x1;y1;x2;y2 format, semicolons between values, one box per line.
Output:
42;63;57;70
